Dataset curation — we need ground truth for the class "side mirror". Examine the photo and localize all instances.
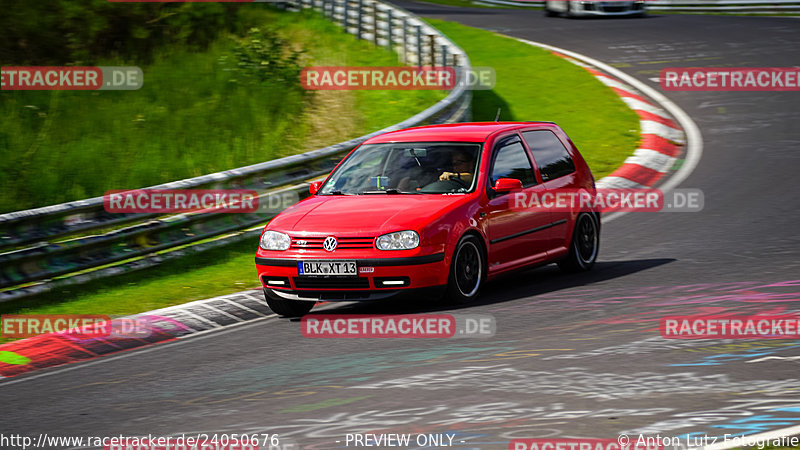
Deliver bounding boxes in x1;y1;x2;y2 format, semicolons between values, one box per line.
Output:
309;181;322;195
493;178;523;193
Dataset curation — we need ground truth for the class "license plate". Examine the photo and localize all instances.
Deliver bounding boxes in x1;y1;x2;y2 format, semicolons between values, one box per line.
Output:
298;260;357;277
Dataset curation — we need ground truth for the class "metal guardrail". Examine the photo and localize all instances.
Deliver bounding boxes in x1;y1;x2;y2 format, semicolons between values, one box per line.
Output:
0;0;472;302
474;0;800;13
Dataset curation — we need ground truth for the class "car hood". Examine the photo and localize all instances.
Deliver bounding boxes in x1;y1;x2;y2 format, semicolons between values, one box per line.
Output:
269;194;469;235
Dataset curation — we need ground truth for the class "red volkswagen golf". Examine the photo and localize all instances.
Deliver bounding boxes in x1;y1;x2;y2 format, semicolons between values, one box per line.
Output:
255;122;600;316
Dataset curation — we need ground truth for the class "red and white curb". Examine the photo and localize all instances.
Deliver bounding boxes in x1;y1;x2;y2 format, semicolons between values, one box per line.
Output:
553;53;685;189
516;38;703;198
0;289;275;378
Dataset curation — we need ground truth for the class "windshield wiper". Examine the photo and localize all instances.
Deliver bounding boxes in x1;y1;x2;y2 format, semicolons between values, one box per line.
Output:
361;189;403;194
324;190;345;195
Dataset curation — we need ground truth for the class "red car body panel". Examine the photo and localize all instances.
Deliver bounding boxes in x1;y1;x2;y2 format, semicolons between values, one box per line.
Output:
255;122;597;301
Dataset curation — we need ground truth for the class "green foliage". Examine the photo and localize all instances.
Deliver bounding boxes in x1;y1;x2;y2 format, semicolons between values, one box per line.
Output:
0;0;241;65
231;27;305;87
0;8;443;213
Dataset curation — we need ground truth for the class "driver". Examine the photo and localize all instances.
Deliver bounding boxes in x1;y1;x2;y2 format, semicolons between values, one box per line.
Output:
439;150;475;185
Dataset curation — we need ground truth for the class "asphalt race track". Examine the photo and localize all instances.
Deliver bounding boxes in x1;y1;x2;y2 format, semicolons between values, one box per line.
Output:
2;6;800;449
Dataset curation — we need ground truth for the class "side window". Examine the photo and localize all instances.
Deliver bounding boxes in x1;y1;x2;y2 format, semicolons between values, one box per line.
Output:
489;138;536;188
522;130;576;182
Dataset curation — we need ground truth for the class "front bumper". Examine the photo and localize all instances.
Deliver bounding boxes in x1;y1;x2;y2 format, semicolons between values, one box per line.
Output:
255;253;449;302
574;1;645;15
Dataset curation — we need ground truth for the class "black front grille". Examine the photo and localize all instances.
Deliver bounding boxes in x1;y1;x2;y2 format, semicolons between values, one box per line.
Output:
290;236;375;250
293;277;370;289
603;5;628;12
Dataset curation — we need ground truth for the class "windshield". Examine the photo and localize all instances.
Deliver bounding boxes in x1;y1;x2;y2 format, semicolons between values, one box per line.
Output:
319;142;482;195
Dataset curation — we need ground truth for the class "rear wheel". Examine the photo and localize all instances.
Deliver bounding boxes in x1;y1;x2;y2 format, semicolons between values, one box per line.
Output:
544;2;558;16
445;235;484;303
558;213;599;272
264;289;315;317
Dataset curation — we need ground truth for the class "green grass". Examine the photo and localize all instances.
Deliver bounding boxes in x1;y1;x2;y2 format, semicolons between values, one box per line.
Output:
0;16;640;326
0;7;443;213
429;18;640;177
1;239;259;317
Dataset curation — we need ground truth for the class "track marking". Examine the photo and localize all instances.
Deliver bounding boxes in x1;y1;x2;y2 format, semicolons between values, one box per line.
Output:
695;424;800;450
219;298;267;317
176;309;221;329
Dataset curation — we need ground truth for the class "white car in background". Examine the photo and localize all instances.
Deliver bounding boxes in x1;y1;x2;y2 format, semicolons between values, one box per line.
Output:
545;0;647;17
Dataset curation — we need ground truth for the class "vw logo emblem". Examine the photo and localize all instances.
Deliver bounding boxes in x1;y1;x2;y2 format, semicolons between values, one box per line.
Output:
323;236;337;252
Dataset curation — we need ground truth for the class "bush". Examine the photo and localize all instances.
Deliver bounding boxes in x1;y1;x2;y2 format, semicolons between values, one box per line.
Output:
231;27;305;88
0;0;242;65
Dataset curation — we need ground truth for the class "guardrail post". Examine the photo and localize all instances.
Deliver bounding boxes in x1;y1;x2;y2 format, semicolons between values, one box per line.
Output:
416;25;422;66
357;0;363;39
428;34;436;66
401;16;408;64
441;44;448;67
372;2;379;46
343;0;349;28
387;9;393;50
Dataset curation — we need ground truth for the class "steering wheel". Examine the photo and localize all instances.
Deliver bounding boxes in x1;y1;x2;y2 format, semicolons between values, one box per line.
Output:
419;177;469;193
447;174;470;189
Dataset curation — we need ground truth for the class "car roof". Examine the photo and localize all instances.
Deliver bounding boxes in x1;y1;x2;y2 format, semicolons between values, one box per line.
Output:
363;122;557;144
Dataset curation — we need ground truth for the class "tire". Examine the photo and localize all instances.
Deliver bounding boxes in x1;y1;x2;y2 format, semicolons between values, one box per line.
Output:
445;235;484;303
544;3;558;16
565;1;574;18
264;289;315;317
558;213;599;272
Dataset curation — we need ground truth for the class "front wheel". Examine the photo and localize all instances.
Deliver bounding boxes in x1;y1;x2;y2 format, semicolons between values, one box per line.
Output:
558;213;599;272
565;1;574;18
445;235;484;303
264;289;315;317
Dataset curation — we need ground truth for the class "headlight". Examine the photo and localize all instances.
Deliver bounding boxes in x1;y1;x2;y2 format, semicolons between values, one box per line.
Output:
260;230;291;251
376;230;420;250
